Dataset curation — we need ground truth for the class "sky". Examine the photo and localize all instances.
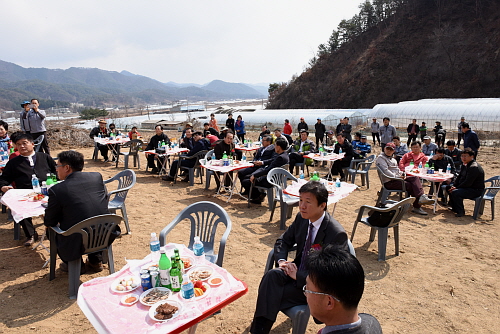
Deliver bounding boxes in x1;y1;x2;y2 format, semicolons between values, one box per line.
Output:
1;0;361;86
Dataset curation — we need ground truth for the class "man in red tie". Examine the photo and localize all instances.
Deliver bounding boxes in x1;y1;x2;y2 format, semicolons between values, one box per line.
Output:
250;182;349;334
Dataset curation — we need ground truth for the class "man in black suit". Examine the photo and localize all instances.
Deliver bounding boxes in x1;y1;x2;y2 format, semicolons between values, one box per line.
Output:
250;181;349;333
240;138;289;203
237;135;275;183
0;133;56;246
44;150;111;272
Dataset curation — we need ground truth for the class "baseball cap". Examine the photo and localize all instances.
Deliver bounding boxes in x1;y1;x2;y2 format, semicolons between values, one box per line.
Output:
385;142;396;149
186;122;193;127
98;119;107;124
361;135;367;139
423;136;431;140
317;118;321;120
21;101;30;107
327;130;334;135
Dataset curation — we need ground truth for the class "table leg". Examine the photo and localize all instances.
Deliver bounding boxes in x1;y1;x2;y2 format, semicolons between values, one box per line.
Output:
32;229;51;268
49;228;57;281
13;221;20;240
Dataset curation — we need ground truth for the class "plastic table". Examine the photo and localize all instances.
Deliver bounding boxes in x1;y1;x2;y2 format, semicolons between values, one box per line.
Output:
200;161;254;202
405;167;454;213
144;148;190;175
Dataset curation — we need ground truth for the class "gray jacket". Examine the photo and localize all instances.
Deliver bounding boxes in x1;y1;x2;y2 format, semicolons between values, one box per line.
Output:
376;153;403;184
20;109;46;133
379;124;397;144
370;121;380;133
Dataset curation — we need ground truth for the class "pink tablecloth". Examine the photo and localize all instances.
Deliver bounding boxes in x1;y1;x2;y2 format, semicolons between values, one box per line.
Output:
304;153;345;162
235;145;260;152
284;179;357;205
405;167;454;182
201;161;254;173
144;148;189;157
94;137;130;145
0;188;47;223
78;244;246;334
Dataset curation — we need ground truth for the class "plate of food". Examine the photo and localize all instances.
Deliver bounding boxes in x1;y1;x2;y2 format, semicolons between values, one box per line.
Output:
120;294;140;306
179;281;210;300
140;287;172;306
208;276;224;287
180;256;195;271
110;276;141;293
149;300;183;322
187;266;214;282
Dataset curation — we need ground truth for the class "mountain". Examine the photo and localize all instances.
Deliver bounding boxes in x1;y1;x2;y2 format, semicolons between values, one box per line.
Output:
163;81;202;88
0;60;267;110
267;0;500;109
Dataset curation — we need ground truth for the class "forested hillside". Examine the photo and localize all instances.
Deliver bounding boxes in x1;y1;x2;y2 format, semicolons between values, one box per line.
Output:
267;0;500;109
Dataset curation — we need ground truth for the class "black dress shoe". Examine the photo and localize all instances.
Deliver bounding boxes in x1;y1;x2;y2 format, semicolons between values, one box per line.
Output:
250;198;263;204
162;175;175;181
180;177;190;182
24;232;39;246
455;212;465;217
150;167;159;174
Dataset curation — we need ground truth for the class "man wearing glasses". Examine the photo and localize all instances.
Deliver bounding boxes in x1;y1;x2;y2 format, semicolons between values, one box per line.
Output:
250;182;348;334
0;133;56;246
305;246;382;333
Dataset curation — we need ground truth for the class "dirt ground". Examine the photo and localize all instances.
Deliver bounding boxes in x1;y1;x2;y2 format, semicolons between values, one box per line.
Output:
0;133;499;334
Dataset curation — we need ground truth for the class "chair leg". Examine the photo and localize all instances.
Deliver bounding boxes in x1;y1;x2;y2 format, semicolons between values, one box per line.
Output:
14;221;20;240
393;225;399;256
124;156;129;169
377;228;389;261
369;227;376;242
266;189;274;209
472;198;481;220
121;206;131;234
366;173;370;189
350;221;358;242
49;229;57;281
189;169;195;186
491;200;495;221
290;306;310;334
269;199;278;222
107;246;115;273
280;202;287;230
248;184;254;208
68;259;82;299
351;173;356;185
187;323;198;334
286;205;294;219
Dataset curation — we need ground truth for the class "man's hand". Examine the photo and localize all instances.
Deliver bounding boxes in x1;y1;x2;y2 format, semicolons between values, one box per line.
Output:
250;175;255;183
279;261;298;280
1;186;13;193
253;161;263;166
448;186;456;193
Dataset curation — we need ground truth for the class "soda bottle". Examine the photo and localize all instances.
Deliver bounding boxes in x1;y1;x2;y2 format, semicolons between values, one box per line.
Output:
174;248;184;271
46;173;54;186
169;256;182;292
193;236;205;264
150;233;161;263
181;274;194;300
31;174;41;192
222;152;228;166
51;173;57;183
158;249;172;289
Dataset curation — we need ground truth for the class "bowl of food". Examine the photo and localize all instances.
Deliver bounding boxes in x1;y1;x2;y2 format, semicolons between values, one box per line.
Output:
140;287;172;306
187;266;214;282
120;294;140;306
149;300;183;322
208;276;224;287
180;256;194;271
110;276;141;293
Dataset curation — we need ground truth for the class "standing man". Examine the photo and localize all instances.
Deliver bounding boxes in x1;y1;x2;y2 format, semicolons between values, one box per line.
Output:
297;117;308;133
283;119;293;136
379;117;397;149
370;118;381;146
461;122;480;157
288;130;316;175
419;122;428;141
340;117;352;142
457;117;466;147
446;148;485;217
249;181;349;334
433;121;446;148
314;118;326;148
89;119;110;162
145;125;171;174
406;119;419;146
44;150;114;273
20;99;50;155
0;133;57;245
226;113;235;133
306;246;382;334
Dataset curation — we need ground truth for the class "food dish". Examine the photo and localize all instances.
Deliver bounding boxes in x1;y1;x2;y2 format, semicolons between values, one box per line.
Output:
180;256;194;271
208;276;224;287
120;294;140;306
180;282;210;300
140;287;172;306
187;266;214;281
110;276;141;293
149;300;183;322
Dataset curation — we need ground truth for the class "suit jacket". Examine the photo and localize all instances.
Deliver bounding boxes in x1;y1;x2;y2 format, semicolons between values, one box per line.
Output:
44;171;110;262
0;152;56;189
274;212;348;287
252;151;289;179
254;144;276;166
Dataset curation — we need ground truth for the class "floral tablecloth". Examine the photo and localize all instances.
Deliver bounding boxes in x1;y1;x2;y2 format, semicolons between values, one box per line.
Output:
284;179;357;205
0;188;47;223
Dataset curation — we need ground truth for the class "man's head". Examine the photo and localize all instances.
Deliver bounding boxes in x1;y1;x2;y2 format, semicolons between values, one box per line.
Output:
354;132;361;141
274;137;288;153
300;117;305;123
435;121;441;126
262;135;272;147
186;122;193;128
131;126;138;132
98;120;107;129
327;130;334;138
185;128;193;138
336;134;345;145
412;119;417;124
228;113;233;118
383;117;390;126
298;181;328;220
262;125;268;131
423;136;431;145
109;123;116;130
446;140;456;151
461;148;475;164
192;131;203;141
392;136;401;146
300;130;308;141
274;128;283;137
21;101;31;110
434;148;445;160
223;131;234;145
30;99;39;108
284;119;289;124
14;133;35;156
204;123;210;129
344;117;349;124
305;246;365;323
155;125;163;136
0;120;8;138
384;142;396;156
372;118;376;122
422;121;426;126
317;118;321;123
410;141;422;154
360;135;367;143
56;150;84;180
461;117;465;121
461;122;470;133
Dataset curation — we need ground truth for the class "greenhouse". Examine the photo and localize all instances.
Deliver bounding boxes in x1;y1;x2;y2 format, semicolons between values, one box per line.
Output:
368;99;500;134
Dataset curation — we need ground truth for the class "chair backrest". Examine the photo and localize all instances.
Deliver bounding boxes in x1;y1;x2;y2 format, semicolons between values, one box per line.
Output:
34;135;44;152
267;168;297;201
205;149;214;161
126;139;143;154
103;169;136;204
483;176;500;199
159;201;232;267
58;214;122;254
192;150;209;168
360;155;376;171
382;197;415;228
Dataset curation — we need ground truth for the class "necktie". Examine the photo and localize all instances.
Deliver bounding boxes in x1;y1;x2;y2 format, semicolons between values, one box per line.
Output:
299;223;314;271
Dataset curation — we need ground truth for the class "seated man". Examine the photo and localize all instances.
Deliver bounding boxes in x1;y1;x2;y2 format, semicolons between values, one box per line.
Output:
241;138;288;203
427;148;456;200
330;134;353;181
162;131;210;182
325;130;336;146
444;140;463;170
180;128;195;150
399;141;428;171
145;125;171;174
128;126;141;140
44;151;116;273
259;125;271;140
89;119;110;162
237;135;275;183
306;246;382;334
250;181;349;334
392;136;408;162
446;148;485;217
203;122;219;137
289;130;316;175
376;142;430;215
0;133;57;246
214;131;236;187
274;128;293;146
353;135;372;159
204;131;219;147
422;136;438;156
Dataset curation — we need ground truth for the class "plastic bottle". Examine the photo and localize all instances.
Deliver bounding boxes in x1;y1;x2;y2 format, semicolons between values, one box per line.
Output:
193;236;205;264
150;232;161;263
211;153;216;162
31;174;41;192
98;133;102;138
335;178;341;187
418;161;423;172
46;173;54;186
181;274;194;300
222;151;228;166
446;163;451;174
174;248;184;272
299;170;305;180
51;173;57;184
242;154;247;162
158;248;172;289
339;147;343;154
169;256;182;292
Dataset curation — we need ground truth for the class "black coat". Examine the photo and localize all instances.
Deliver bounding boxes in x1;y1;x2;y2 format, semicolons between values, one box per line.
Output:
0;152;56;189
146;133;170;150
254;144;276;166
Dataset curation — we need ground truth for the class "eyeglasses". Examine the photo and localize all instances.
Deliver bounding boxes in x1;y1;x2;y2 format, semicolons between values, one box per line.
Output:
55;164;67;169
302;285;339;302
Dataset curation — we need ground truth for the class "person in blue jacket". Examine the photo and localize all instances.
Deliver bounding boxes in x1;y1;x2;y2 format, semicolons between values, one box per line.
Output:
461;122;480;157
235;115;246;143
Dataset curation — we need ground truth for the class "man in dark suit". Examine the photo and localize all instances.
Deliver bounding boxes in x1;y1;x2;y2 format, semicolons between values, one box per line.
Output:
250;181;349;333
44;150;111;272
237;135;275;183
0;133;56;246
240;138;289;203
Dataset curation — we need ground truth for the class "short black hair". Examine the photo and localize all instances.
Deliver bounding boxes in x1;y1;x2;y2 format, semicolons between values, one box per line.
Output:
131;126;137;130
436;147;445;154
299;181;328;210
462;147;475;157
446;140;456;146
193;131;203;137
155;125;164;130
336;133;346;138
393;136;400;141
284;119;289;123
411;141;422;147
204;122;209;126
354;132;362;139
274;137;288;150
262;135;272;143
14;133;34;144
307;245;365;310
224;131;233;138
300;129;309;135
109;123;116;128
10;131;24;143
274;128;282;133
57;150;84;171
0;120;8;131
383;117;390;121
461;122;470;129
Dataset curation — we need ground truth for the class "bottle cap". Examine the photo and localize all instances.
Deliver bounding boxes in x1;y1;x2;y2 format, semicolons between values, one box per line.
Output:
151;232;157;237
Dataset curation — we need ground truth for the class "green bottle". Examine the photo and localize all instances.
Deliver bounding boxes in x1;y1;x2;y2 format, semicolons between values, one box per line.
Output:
169;256;182;292
46;173;54;186
158;249;172;289
174;248;184;272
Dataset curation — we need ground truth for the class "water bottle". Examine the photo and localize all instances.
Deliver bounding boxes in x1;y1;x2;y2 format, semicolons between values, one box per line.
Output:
446;163;451;174
98;133;102;138
0;148;4;161
339;147;343;154
335;178;341;187
299;170;305;180
181;274;194;300
31;174;41;192
242;154;247;162
418;161;423;172
149;232;161;263
212;153;216;161
193;236;205;264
